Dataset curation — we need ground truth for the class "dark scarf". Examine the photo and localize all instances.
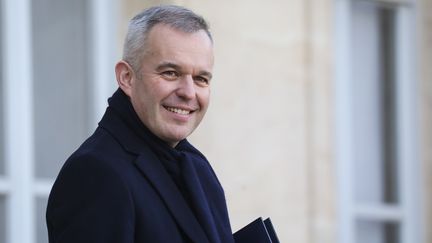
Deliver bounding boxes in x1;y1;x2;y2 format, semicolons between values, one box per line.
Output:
107;89;234;243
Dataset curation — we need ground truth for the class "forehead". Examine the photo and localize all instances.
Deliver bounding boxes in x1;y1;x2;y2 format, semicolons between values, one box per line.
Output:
143;24;214;68
146;23;212;46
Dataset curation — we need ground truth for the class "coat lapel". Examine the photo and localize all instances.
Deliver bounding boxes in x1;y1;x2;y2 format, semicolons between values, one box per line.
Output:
134;149;210;243
99;102;211;243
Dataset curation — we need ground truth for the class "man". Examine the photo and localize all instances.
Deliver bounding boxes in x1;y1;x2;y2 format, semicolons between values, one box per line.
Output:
46;5;234;243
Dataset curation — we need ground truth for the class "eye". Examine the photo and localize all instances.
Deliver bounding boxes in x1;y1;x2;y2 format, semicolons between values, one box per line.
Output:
194;76;210;86
161;70;179;80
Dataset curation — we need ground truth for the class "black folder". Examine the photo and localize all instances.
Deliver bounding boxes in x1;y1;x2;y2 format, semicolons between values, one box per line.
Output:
233;217;280;243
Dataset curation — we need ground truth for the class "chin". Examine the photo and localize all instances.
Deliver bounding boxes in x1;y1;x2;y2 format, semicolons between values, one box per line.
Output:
165;130;191;143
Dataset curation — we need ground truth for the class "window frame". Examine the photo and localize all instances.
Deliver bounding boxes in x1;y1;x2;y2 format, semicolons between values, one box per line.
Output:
335;0;422;243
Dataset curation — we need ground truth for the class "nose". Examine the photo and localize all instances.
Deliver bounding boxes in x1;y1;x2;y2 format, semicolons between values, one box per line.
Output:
176;75;195;100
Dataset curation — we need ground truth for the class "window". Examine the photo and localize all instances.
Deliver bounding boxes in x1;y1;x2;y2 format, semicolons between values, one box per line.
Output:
351;2;398;206
32;1;90;241
335;0;420;243
0;0;4;176
1;0;117;242
0;1;6;242
351;3;401;242
0;196;5;243
35;196;48;243
32;0;90;179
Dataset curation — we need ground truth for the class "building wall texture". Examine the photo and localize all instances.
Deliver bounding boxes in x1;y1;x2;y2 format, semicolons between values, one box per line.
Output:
419;0;432;242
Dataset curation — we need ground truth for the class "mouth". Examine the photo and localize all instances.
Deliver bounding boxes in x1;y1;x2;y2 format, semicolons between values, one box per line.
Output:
164;106;194;115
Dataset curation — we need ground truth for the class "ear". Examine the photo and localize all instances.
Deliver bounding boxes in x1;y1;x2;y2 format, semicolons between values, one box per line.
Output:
115;60;135;97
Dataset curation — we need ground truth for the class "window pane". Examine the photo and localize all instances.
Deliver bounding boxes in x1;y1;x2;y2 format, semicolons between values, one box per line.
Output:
351;1;398;204
356;220;399;243
0;0;4;175
32;0;90;179
0;196;6;243
379;6;398;204
36;197;48;243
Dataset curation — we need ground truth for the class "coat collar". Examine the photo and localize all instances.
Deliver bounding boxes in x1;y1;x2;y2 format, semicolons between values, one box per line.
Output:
98;90;211;243
134;150;210;243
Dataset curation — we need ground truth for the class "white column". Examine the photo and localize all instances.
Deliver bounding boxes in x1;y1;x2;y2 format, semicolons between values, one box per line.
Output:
335;0;355;243
3;0;35;242
395;5;423;243
89;0;118;126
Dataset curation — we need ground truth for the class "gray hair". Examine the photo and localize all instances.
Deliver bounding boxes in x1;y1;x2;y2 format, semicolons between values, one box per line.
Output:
123;5;212;75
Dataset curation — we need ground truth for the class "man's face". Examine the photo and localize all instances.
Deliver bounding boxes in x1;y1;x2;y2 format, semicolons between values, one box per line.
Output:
129;24;214;147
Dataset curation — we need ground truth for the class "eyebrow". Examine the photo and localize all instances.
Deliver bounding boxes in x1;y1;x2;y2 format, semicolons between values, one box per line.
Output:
156;61;213;80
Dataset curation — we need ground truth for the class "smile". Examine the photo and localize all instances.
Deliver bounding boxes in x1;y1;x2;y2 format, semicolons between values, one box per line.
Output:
165;106;192;115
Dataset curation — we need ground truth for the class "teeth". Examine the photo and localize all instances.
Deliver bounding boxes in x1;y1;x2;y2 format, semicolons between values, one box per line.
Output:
166;107;190;115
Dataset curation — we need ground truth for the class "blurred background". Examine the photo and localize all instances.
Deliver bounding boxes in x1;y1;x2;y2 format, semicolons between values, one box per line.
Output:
0;0;431;242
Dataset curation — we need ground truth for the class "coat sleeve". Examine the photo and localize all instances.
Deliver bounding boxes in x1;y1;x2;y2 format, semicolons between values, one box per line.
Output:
46;154;135;243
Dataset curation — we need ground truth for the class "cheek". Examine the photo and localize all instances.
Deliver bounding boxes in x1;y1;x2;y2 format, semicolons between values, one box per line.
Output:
197;88;210;108
131;85;154;116
136;80;159;104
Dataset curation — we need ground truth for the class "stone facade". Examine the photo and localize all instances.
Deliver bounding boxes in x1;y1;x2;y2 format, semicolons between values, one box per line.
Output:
419;0;432;242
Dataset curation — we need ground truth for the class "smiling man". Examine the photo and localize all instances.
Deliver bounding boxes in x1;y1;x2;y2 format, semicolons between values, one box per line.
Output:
119;22;213;147
46;5;234;243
